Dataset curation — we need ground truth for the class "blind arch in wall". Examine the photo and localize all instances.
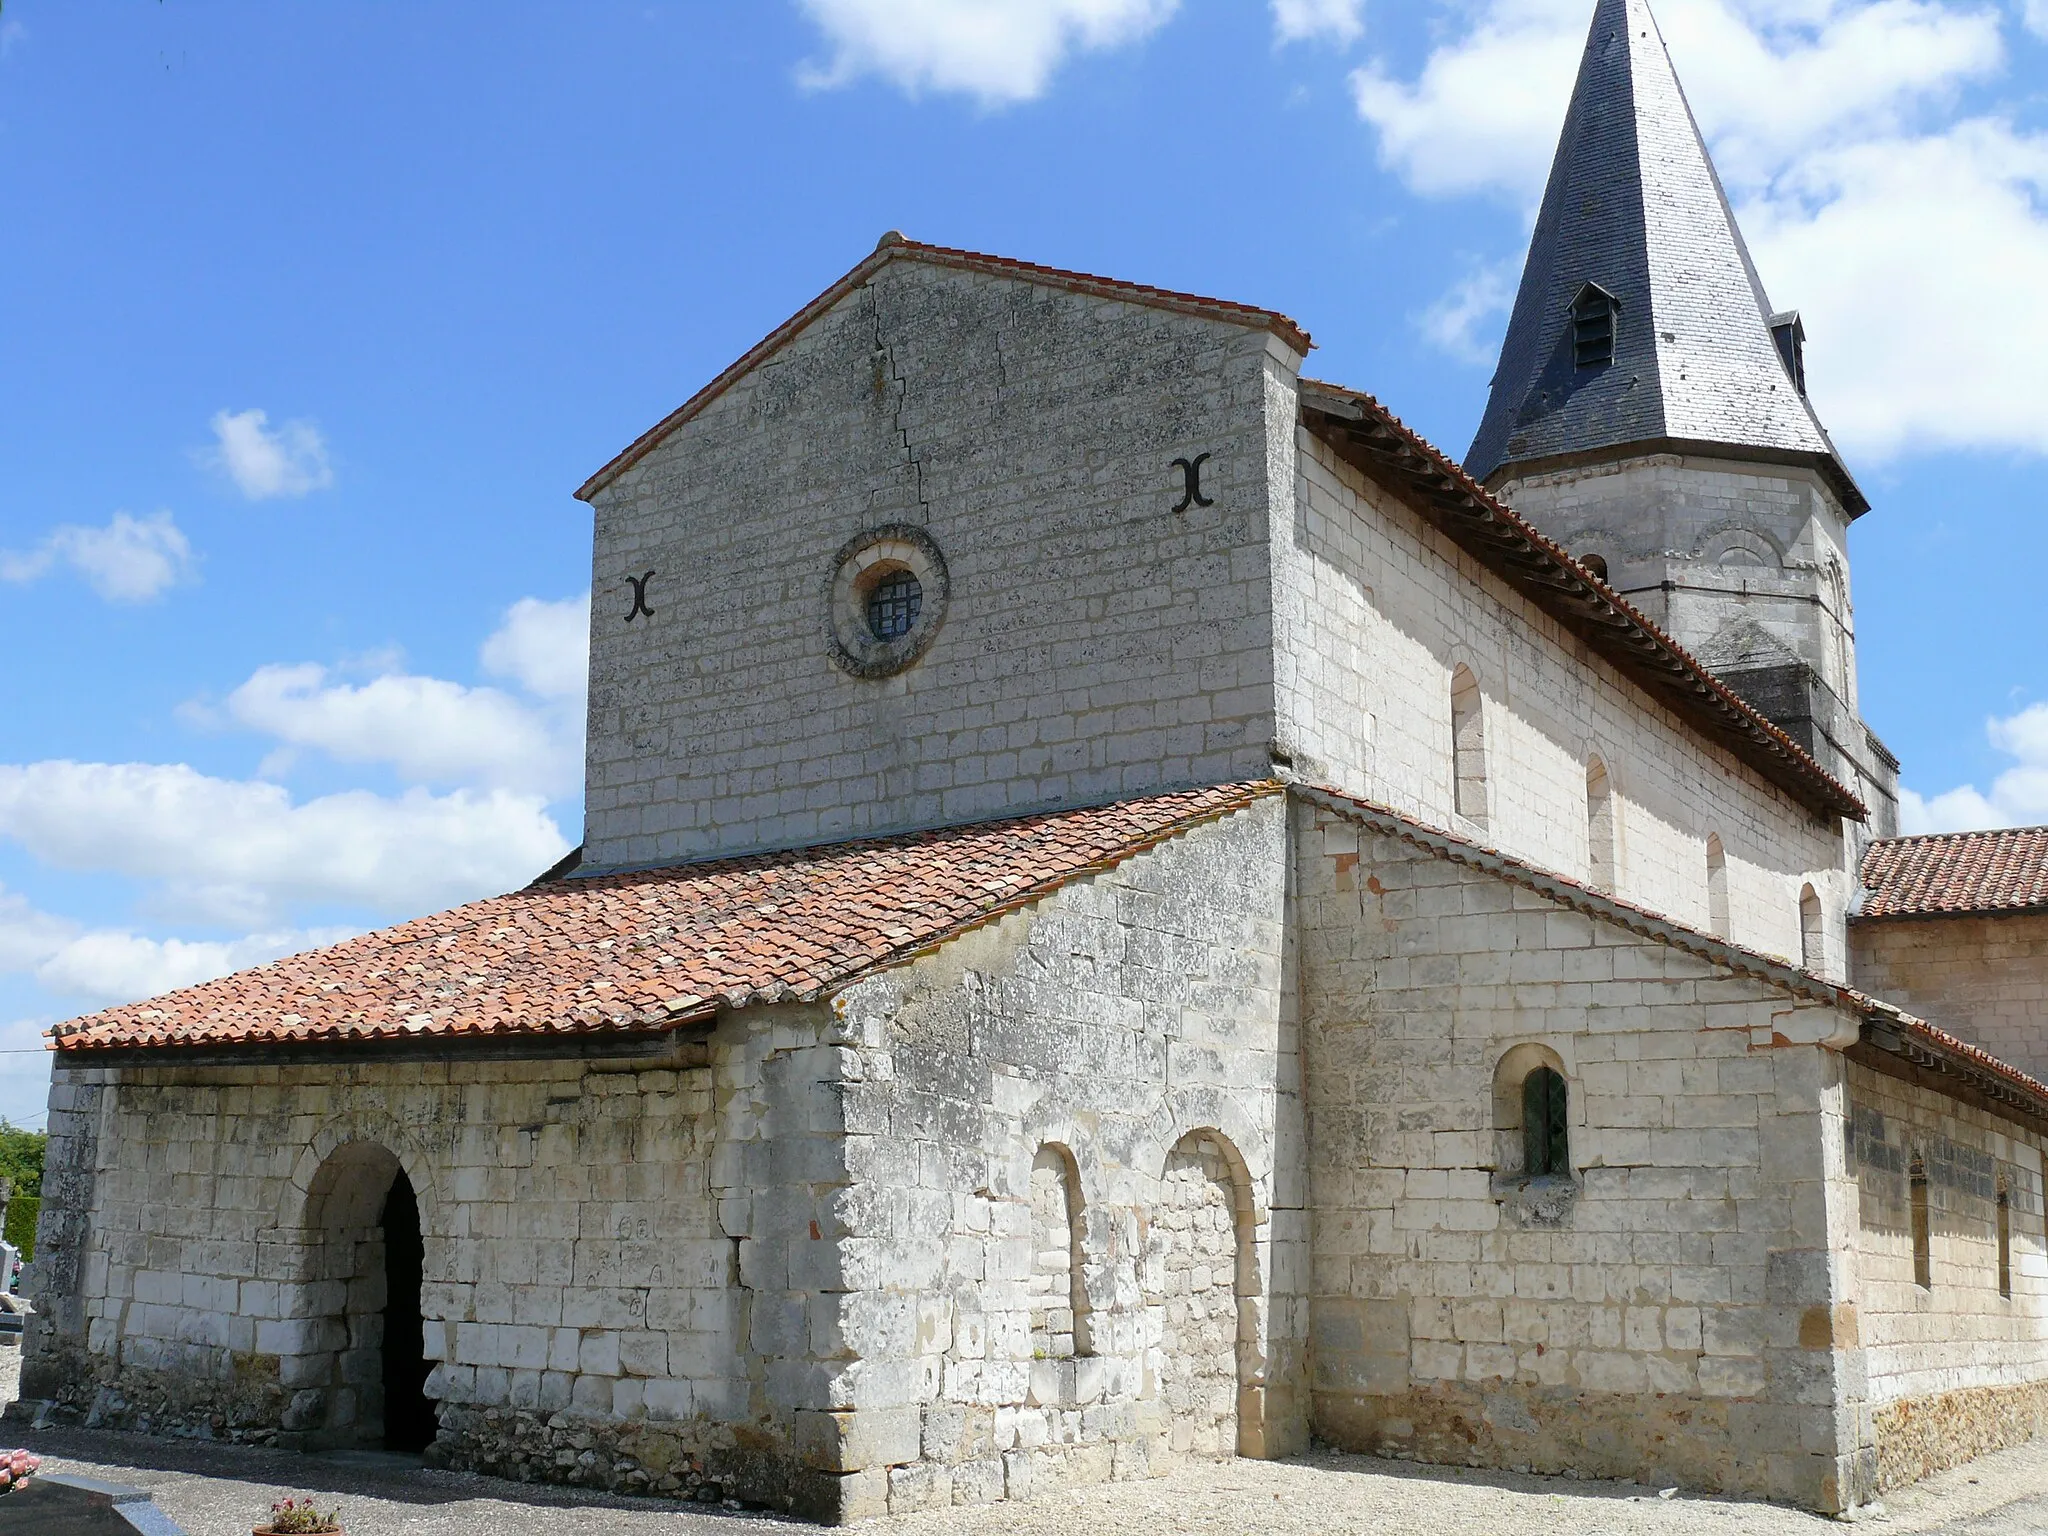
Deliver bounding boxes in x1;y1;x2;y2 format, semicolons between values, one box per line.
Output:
1451;664;1487;829
1706;834;1730;940
1586;756;1615;892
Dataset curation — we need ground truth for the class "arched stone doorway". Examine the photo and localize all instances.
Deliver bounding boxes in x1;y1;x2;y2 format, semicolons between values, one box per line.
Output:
379;1170;433;1452
294;1140;435;1452
1147;1130;1254;1462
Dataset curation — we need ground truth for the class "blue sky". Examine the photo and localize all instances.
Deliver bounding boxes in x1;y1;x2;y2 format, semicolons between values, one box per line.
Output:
2;0;2046;1125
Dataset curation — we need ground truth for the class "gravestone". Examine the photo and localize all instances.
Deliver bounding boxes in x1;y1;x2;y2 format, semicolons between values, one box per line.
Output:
0;1472;187;1534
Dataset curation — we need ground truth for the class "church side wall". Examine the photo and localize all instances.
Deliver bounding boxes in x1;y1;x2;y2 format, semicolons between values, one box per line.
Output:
1851;914;2048;1084
1843;1058;2048;1491
1279;433;1852;976
582;259;1299;870
18;1028;866;1519
1295;798;1864;1511
808;798;1308;1519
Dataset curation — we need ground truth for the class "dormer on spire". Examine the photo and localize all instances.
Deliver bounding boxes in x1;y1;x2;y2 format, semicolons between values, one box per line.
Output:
1571;283;1622;371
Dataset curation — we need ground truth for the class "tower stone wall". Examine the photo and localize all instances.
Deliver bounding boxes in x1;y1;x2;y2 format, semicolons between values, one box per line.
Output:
1494;452;1900;838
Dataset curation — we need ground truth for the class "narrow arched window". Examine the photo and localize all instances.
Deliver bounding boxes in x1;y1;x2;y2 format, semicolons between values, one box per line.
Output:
1998;1184;2014;1300
1910;1157;1932;1289
1706;833;1730;940
1522;1067;1570;1178
1451;664;1487;829
1586;756;1615;892
1029;1146;1091;1358
1799;884;1823;973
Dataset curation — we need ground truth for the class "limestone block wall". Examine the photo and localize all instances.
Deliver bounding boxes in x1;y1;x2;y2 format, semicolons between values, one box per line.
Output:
1852;915;2048;1083
812;797;1308;1518
1843;1059;2048;1488
1277;433;1851;974
21;1025;865;1516
582;256;1302;870
1293;797;1864;1510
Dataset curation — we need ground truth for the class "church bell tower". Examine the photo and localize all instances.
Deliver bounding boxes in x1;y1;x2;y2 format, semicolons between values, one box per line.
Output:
1466;0;1899;836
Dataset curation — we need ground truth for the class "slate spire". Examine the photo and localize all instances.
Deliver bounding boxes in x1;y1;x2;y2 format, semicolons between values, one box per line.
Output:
1464;0;1861;509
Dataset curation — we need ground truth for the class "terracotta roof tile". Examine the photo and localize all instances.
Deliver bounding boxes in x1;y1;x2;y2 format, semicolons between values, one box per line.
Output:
1859;827;2048;919
51;783;1277;1054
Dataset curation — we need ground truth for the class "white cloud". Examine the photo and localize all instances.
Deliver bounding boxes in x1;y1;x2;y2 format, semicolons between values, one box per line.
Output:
31;926;357;1009
481;593;591;702
1900;702;2048;832
0;880;351;1009
0;761;568;922
795;0;1178;103
206;591;590;797
1360;0;2048;461
1273;0;1366;44
206;407;334;500
225;664;573;794
2025;0;2048;39
1743;119;2048;459
1418;257;1521;364
0;510;193;603
0;1016;52;1133
1350;0;1587;201
0;884;75;974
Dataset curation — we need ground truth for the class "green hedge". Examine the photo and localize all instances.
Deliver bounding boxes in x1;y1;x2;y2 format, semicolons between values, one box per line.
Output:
4;1196;37;1262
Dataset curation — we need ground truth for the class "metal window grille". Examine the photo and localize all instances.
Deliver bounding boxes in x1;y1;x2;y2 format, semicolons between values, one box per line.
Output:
1522;1067;1570;1178
865;570;922;643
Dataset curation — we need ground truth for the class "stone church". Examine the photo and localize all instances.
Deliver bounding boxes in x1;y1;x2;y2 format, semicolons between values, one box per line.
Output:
19;0;2048;1519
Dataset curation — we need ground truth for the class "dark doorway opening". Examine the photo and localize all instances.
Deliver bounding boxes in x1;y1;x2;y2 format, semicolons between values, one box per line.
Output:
378;1171;435;1452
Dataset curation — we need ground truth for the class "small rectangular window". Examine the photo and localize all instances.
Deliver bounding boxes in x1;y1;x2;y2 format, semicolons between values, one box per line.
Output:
1911;1163;1932;1289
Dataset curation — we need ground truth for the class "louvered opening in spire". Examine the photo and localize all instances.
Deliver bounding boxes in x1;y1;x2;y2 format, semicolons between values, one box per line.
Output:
1572;283;1621;370
1771;310;1808;396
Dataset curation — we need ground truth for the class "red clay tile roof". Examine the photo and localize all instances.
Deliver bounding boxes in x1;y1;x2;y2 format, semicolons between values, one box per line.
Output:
575;233;1313;501
49;783;1277;1054
1859;827;2048;919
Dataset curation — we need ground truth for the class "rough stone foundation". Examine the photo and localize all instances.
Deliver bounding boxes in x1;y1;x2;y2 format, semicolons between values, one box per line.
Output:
1315;1383;1808;1505
1874;1383;2048;1491
433;1404;828;1510
13;1339;293;1444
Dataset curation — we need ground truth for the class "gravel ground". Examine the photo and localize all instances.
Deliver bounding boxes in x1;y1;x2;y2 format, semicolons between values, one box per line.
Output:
11;1428;2048;1536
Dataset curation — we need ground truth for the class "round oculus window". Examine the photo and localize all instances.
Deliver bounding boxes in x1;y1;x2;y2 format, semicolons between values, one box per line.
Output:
825;524;948;678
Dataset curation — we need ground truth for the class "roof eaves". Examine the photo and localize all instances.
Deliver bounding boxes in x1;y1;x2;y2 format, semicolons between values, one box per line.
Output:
1294;783;1856;1007
1298;381;1867;824
1855;995;2048;1136
48;781;1284;1056
1851;902;2048;925
1295;782;2048;1132
575;235;1313;503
